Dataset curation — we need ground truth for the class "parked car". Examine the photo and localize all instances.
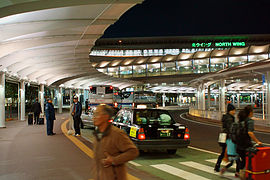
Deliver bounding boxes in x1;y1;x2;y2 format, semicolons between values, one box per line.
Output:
112;108;190;154
81;109;95;128
81;106;120;129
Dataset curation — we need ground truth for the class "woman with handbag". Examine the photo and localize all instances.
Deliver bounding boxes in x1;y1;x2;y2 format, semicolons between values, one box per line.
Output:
214;104;236;172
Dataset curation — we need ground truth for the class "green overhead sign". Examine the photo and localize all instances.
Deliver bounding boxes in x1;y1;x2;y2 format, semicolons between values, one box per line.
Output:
192;41;246;48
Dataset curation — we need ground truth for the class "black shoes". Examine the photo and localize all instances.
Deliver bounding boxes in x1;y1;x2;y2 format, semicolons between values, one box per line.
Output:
214;166;220;172
47;133;56;136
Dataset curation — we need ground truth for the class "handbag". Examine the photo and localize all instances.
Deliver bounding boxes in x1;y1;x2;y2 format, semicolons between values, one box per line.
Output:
218;132;227;143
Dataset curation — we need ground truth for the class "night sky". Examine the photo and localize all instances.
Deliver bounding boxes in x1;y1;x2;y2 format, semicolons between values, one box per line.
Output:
102;0;270;38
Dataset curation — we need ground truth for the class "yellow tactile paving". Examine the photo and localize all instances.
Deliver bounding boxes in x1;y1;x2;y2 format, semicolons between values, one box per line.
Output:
61;120;140;180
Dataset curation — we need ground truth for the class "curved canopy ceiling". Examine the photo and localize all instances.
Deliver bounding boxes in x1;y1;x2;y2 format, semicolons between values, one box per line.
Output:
0;0;143;89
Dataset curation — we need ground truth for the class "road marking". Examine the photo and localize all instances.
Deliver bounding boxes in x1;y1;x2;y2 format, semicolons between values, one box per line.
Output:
180;161;235;177
151;164;210;180
188;146;219;155
129;161;142;166
61;120;140;180
206;159;236;168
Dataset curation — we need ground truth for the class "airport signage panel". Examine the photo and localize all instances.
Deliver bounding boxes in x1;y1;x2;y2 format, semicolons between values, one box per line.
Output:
192;41;246;48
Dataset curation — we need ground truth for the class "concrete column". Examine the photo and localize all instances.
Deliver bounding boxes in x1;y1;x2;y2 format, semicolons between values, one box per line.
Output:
266;72;270;123
220;80;226;113
207;86;211;110
40;84;44;114
197;86;200;109
0;73;5;128
179;93;183;106
232;95;235;105
162;93;166;107
20;80;25;121
58;87;63;114
250;94;254;104
214;95;217;106
69;89;73;107
201;84;206;111
237;93;240;109
254;93;257;102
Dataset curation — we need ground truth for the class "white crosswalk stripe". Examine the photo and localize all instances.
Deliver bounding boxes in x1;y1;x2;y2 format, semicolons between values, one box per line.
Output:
206;159;236;168
151;164;210;180
180;161;235;177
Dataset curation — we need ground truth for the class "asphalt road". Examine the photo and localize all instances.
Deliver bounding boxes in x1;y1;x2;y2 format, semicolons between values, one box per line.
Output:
168;109;270;153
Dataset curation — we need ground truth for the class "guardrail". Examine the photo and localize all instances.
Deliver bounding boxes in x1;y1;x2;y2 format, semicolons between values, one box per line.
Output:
189;108;224;121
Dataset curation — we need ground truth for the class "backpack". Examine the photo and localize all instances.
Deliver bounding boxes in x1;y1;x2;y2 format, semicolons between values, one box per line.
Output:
230;120;251;149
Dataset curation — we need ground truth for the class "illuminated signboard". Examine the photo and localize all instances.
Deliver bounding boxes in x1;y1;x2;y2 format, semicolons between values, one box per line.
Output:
192;42;246;48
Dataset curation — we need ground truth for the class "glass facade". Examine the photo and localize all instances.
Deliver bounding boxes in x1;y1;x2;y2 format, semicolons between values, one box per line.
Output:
133;64;146;77
95;46;270;78
120;66;133;78
147;63;161;76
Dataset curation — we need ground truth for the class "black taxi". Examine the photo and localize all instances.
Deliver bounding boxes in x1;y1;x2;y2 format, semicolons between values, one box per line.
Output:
112;108;190;154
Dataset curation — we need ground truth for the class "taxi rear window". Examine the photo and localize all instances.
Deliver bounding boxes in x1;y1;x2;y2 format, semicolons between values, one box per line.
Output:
134;109;174;125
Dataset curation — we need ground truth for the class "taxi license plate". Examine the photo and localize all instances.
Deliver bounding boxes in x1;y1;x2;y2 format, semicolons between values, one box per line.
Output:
160;130;171;137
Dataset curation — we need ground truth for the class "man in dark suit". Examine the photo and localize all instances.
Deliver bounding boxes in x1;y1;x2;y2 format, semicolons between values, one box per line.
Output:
45;98;56;136
32;98;42;124
72;96;82;136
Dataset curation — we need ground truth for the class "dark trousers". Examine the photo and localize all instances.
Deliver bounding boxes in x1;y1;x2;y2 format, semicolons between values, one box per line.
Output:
34;112;40;124
73;116;81;135
46;119;54;135
225;157;240;172
215;143;226;170
237;148;247;170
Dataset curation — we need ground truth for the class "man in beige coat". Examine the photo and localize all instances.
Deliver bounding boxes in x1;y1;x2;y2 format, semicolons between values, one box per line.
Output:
92;104;139;180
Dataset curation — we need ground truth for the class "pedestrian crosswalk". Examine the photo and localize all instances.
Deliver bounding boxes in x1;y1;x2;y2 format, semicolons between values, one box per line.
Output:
151;164;211;180
135;158;238;180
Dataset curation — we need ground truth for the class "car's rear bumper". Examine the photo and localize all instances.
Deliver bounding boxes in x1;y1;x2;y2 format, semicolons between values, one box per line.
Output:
132;138;190;150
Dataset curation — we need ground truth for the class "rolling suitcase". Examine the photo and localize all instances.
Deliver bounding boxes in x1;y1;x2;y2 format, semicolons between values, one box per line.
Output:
246;146;270;180
28;113;33;125
38;114;44;125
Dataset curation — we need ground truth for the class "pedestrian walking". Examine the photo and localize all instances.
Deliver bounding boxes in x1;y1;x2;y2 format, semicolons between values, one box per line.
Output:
32;98;42;124
45;98;56;136
218;104;240;177
215;104;238;172
92;104;139;180
236;105;262;179
71;96;82;136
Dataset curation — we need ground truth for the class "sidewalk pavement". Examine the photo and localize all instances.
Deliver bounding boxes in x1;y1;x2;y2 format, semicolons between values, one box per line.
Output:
0;114;94;180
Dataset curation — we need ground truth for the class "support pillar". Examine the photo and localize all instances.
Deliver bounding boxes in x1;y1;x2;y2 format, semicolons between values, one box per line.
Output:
207;86;211;110
0;73;5;128
201;84;206;111
250;94;254;104
231;94;235;105
70;89;73;107
58;87;63;114
266;72;270;123
237;93;240;109
197;87;200;109
254;93;257;101
220;80;226;113
40;84;44;114
214;95;217;106
20;80;25;121
162;93;166;107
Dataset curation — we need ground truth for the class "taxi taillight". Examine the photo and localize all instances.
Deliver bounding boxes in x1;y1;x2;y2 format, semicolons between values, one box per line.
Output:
184;128;190;140
108;119;113;123
138;128;145;140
